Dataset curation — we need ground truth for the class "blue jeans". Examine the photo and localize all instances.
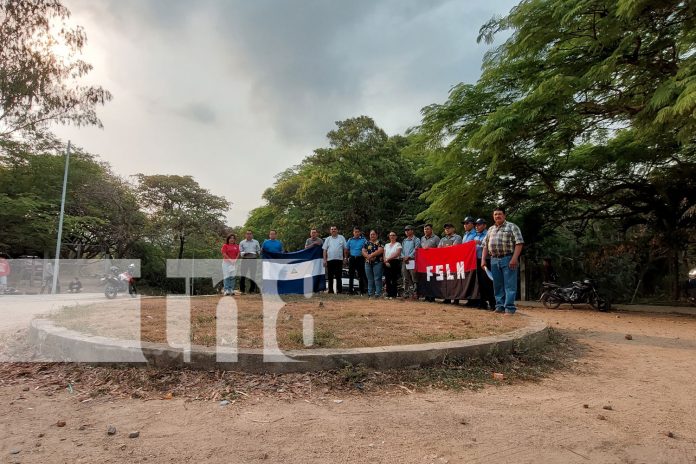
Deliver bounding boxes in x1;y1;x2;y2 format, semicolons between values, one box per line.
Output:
365;262;383;296
222;262;236;293
490;255;518;313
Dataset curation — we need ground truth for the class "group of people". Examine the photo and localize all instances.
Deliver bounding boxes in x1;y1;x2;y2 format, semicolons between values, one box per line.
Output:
220;207;524;314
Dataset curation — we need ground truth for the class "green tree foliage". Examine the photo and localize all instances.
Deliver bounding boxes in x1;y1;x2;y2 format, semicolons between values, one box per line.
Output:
411;0;696;298
135;174;230;260
0;138;143;257
245;116;427;250
0;0;111;143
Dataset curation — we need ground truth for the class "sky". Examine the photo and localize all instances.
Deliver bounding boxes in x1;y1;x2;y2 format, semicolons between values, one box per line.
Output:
53;0;518;226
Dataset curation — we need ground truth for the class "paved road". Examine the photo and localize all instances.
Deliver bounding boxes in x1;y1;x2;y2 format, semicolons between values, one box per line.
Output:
0;293;112;335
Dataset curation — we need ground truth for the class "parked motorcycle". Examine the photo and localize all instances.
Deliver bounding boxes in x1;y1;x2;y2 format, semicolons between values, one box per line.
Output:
688;267;696;306
540;278;610;311
101;265;136;299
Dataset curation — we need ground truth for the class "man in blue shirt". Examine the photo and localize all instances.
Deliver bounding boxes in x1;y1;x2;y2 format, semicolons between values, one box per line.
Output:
261;230;284;255
462;216;477;243
346;227;367;295
474;218;495;310
401;225;420;299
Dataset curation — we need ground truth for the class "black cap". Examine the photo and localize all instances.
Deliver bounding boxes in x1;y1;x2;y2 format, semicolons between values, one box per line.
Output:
475;218;486;224
462;216;475;224
443;223;454;228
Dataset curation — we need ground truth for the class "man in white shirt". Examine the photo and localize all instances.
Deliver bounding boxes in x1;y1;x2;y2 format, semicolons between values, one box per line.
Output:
239;230;261;294
322;225;347;294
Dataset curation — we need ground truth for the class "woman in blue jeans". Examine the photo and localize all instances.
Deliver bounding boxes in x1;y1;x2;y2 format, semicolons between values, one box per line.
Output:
362;230;384;298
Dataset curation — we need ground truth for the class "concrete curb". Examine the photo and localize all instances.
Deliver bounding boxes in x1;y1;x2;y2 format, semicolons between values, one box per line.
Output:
28;316;549;374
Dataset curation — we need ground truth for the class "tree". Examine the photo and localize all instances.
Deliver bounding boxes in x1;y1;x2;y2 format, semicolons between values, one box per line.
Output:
0;0;111;143
135;174;230;260
0;139;144;257
411;0;696;299
245;116;427;250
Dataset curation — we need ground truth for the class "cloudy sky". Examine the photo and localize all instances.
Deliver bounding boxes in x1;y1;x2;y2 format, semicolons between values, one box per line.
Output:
54;0;518;226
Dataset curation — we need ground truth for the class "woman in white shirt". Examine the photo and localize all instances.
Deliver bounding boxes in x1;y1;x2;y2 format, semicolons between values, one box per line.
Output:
383;231;403;299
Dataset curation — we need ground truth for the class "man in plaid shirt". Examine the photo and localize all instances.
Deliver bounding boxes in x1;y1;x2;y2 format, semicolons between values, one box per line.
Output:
481;207;524;314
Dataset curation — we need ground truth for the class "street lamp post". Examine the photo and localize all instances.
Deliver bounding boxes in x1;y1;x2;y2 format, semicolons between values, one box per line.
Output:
52;141;71;295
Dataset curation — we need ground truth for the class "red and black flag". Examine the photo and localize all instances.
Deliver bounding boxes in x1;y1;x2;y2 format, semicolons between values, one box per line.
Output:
415;242;478;300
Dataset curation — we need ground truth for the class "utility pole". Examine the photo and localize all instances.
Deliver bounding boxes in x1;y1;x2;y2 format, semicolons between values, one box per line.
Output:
52;141;71;294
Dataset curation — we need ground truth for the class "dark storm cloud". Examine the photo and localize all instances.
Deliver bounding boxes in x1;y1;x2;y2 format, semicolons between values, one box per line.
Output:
73;0;517;140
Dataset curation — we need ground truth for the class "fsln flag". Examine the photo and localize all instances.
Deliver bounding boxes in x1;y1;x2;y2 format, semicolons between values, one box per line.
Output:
415;242;478;300
262;246;326;295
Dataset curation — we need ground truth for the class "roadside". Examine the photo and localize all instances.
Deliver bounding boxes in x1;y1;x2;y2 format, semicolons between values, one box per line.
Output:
1;306;695;463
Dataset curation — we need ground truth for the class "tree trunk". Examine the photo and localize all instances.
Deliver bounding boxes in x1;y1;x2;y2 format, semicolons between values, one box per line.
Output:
671;245;680;301
178;233;185;260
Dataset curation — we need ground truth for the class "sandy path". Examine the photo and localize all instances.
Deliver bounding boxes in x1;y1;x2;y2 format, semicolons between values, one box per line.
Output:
1;307;695;463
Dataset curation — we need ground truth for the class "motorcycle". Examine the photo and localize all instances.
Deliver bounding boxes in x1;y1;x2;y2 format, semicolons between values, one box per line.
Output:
101;265;137;299
540;278;610;311
688;267;696;306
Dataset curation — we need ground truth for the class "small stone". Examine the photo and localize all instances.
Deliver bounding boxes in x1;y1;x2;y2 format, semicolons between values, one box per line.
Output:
603;405;613;411
56;420;66;427
128;431;139;439
9;449;20;455
625;334;633;340
333;400;343;404
666;431;675;438
318;301;324;308
120;444;127;450
459;418;468;425
220;400;230;406
35;442;41;447
492;373;505;381
22;386;30;392
37;433;44;438
583;404;589;409
46;391;53;397
107;425;117;435
597;414;607;421
78;425;87;431
260;453;268;460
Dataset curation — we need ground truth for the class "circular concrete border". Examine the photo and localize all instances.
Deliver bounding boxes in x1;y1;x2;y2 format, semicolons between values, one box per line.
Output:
28;315;548;374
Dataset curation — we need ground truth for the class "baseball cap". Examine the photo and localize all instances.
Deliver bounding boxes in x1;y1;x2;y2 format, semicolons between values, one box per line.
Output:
475;218;486;224
462;216;475;224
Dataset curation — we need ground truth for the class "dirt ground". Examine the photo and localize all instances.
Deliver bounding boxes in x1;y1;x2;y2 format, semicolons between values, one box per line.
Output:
2;306;696;463
50;295;525;349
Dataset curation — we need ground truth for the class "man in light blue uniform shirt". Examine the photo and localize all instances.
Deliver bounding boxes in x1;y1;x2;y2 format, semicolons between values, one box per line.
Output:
401;225;421;299
346;227;368;295
462;216;477;243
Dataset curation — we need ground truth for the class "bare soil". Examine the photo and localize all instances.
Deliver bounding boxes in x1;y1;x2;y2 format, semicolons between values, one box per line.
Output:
49;295;526;349
2;306;696;463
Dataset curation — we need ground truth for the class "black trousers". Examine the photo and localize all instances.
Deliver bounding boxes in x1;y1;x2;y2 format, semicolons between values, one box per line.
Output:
477;258;496;309
327;259;343;293
239;258;258;293
348;256;367;294
384;259;401;297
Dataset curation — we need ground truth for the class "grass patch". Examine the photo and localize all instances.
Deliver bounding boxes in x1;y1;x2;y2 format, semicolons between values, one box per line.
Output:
49;295;527;349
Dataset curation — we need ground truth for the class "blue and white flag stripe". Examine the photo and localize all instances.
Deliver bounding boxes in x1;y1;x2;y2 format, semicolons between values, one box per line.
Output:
262;246;326;295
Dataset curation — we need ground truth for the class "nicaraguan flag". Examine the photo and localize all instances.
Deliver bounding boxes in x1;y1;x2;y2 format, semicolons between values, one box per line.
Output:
262;246;326;295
